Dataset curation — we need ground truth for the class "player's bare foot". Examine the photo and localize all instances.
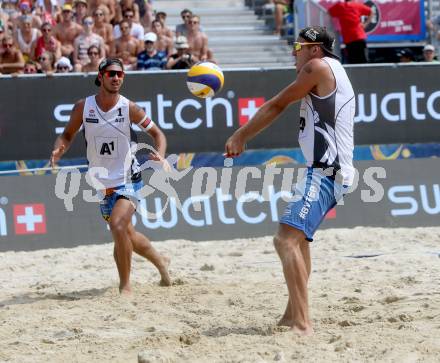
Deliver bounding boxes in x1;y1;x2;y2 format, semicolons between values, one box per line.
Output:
277;316;293;327
119;285;132;296
292;324;313;336
158;255;171;286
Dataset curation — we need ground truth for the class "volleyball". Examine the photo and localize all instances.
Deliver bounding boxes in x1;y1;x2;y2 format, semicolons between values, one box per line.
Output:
186;61;224;98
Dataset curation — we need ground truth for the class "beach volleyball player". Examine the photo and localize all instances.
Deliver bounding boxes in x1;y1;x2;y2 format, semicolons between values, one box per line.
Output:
50;58;171;294
225;27;355;335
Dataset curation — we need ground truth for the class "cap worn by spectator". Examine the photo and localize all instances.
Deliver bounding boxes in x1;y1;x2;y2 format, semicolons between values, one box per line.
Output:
397;48;415;61
62;4;73;12
175;36;189;49
298;26;340;60
19;0;31;10
55;56;73;71
74;0;87;7
423;44;435;52
144;32;157;43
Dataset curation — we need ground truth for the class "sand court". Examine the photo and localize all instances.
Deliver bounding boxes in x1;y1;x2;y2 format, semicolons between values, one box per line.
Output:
1;227;439;362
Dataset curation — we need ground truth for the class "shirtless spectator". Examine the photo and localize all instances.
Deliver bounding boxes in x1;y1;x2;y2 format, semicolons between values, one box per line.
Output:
151;19;172;55
114;0;140;25
155;12;173;39
93;5;113;54
31;22;61;60
136;32;167;70
37;49;54;73
73;0;88;25
73;16;105;71
15;15;40;61
187;15;212;62
54;4;82;58
22;59;38;73
0;35;24;73
81;44;100;72
111;19;140;69
113;9;143;41
88;0;115;24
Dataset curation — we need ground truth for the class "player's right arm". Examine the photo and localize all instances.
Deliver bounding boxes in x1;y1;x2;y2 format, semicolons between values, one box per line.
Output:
50;99;85;167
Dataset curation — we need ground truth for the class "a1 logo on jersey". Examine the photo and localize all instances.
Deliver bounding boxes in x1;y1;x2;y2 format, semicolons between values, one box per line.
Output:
13;204;47;235
238;98;265;126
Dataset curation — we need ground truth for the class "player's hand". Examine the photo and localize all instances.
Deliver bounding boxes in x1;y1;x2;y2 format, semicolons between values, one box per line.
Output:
50;145;65;168
225;132;245;158
149;152;171;172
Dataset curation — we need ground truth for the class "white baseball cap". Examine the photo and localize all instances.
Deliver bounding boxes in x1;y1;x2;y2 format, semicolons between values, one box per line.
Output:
423;44;435;52
144;32;157;43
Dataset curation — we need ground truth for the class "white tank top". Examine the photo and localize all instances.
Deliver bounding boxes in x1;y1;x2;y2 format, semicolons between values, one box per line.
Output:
17;28;38;55
298;57;355;185
82;95;140;189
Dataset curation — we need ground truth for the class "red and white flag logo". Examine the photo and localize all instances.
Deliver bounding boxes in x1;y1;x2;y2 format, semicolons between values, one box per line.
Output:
238;98;265;126
13;204;47;235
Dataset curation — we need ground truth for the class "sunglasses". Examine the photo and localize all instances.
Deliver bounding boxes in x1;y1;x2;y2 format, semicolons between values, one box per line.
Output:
292;42;323;52
88;51;99;55
124;14;134;18
42;28;51;32
104;70;124;78
84;20;93;25
3;43;13;48
182;14;191;19
189;21;199;24
94;12;104;16
39;57;47;61
57;66;69;70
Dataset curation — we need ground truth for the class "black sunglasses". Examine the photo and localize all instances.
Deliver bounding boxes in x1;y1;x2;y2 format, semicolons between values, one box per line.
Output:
104;70;124;78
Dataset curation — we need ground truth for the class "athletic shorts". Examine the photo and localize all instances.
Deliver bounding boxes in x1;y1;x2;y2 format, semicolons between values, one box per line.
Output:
99;180;143;222
279;167;348;242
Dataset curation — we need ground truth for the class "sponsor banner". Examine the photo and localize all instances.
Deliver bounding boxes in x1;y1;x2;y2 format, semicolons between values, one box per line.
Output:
318;0;425;42
0;158;439;252
1;64;440;161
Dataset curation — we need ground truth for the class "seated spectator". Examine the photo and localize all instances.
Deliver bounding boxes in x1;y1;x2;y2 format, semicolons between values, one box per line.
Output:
187;15;212;62
138;0;153;30
15;15;40;61
1;0;20;26
37;49;55;73
422;44;438;62
88;0;115;24
72;0;88;25
151;19;173;55
13;1;42;31
93;5;113;55
53;4;83;58
271;0;290;36
81;44;101;72
73;16;105;71
55;55;73;72
0;35;25;73
34;0;59;27
166;36;195;70
30;21;61;61
136;32;166;70
397;48;415;63
175;9;204;37
155;11;174;39
112;19;140;70
113;9;144;41
114;0;140;25
22;59;38;73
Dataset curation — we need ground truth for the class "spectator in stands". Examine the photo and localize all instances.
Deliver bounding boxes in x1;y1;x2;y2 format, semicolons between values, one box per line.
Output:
0;35;24;73
81;44;101;72
31;22;61;61
166;36;195;70
187;15;211;62
114;0;140;25
422;44;438;63
151;19;173;55
113;9;144;41
112;19;140;70
138;0;153;30
397;48;415;63
54;4;83;59
22;59;38;73
1;0;20;25
73;16;105;71
176;9;205;37
272;0;290;36
0;8;10;36
136;32;167;70
72;0;88;25
93;5;113;55
34;0;59;27
328;0;372;64
89;0;115;24
155;11;174;39
14;0;42;31
15;15;40;61
37;49;54;73
55;55;73;73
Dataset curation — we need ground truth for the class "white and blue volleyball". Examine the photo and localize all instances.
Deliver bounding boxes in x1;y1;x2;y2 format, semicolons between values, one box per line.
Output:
186;61;224;98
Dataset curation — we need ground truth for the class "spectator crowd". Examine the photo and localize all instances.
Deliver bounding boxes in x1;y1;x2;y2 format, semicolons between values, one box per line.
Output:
0;0;214;74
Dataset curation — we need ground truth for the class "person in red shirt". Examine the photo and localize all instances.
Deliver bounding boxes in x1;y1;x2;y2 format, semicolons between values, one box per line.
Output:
328;0;372;63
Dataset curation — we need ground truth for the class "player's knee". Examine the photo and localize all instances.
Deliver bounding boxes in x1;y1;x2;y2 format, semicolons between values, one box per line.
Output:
109;216;128;234
273;234;301;254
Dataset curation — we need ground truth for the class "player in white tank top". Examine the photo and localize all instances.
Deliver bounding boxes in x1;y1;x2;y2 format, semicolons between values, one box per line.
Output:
50;58;171;294
225;26;355;335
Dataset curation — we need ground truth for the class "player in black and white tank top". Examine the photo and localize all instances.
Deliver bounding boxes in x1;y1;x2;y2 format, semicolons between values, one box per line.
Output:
50;58;171;294
225;27;355;335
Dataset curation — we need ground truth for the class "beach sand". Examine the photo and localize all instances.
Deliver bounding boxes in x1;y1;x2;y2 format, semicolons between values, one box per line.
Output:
1;227;439;363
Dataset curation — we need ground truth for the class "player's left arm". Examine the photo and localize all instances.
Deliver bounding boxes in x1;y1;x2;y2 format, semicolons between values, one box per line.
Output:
225;58;325;156
129;101;167;159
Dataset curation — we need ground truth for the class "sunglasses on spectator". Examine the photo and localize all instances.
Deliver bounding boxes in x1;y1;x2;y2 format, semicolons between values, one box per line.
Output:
3;43;13;48
84;20;94;25
38;56;47;61
88;51;99;56
120;26;129;30
292;42;323;52
124;14;134;18
189;20;199;24
104;70;124;78
182;14;191;19
57;66;70;71
94;12;104;16
42;28;51;32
